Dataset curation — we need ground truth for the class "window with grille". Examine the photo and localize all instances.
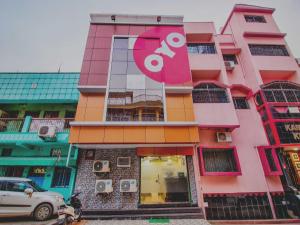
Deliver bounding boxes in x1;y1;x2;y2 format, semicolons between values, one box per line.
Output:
245;15;266;23
223;54;238;64
249;44;289;56
51;167;71;187
262;81;300;103
233;97;249;109
187;43;216;54
201;148;239;173
192;83;229;103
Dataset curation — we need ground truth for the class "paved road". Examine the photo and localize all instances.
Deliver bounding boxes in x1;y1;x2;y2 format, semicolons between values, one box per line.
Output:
0;216;57;225
85;219;211;225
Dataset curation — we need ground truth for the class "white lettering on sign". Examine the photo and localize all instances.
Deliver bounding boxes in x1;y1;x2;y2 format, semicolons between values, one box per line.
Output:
144;32;185;73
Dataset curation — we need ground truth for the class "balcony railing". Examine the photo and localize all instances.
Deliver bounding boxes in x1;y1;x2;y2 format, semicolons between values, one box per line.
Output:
0;118;24;132
107;94;163;106
29;118;73;132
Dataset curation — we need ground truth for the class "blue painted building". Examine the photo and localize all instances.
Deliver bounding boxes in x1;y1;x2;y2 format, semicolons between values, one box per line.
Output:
0;72;79;199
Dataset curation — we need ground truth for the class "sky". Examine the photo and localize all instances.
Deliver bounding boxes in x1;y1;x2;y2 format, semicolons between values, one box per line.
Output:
0;0;299;72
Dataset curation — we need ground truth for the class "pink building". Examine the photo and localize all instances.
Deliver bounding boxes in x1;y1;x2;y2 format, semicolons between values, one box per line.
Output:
70;4;300;221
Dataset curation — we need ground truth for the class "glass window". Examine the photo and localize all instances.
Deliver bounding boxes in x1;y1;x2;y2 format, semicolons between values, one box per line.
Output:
223;54;238;64
249;45;289;56
187;43;216;54
6;181;30;192
106;37;164;122
1;111;19;118
4;166;24;177
24;111;40;118
0;181;6;191
112;49;128;61
245;15;266;23
65;111;75;118
265;149;278;172
44;111;59;118
202;148;238;172
51;167;71;187
233;97;250;109
1;148;12;156
192;83;229;103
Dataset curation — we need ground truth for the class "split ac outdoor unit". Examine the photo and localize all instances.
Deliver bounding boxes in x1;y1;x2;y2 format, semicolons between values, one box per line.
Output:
217;132;232;143
288;107;300;114
93;160;110;173
120;179;137;193
117;157;131;168
224;61;235;70
95;179;113;193
38;125;56;139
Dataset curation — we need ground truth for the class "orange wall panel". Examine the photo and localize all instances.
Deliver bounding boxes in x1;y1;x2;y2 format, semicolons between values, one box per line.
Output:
69;127;80;143
167;108;186;121
104;127;124;143
185;108;195;121
183;94;194;109
164;127;190;143
77;94;88;107
189;127;200;142
145;127;165;143
166;94;184;109
86;94;105;108
84;107;103;121
75;107;86;121
124;127;146;143
78;127;105;143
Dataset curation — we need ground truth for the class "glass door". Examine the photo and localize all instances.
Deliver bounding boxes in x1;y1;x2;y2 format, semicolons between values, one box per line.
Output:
140;155;189;204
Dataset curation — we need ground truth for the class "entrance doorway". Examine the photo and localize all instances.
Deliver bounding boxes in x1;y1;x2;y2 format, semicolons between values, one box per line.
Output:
140;155;190;204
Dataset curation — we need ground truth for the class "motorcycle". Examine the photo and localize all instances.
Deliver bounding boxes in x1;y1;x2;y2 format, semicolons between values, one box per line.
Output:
55;192;82;225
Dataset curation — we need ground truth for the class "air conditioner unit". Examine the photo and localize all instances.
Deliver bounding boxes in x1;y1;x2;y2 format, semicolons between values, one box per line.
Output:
38;125;56;139
120;179;137;193
217;132;232;143
288;107;300;113
93;160;110;173
117;157;131;168
95;179;113;193
224;61;235;70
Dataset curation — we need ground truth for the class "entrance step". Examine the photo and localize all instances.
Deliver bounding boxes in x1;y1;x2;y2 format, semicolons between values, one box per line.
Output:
209;219;300;224
82;206;204;220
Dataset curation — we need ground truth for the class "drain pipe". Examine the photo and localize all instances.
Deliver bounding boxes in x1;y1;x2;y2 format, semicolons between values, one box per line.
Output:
66;144;73;167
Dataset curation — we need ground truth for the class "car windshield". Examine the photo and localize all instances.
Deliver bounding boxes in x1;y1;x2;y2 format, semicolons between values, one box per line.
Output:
28;181;46;192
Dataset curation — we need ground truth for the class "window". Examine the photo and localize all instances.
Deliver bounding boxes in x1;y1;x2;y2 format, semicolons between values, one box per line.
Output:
1;111;19;118
44;111;59;118
187;43;216;54
1;148;12;156
258;147;282;176
249;45;289;56
223;54;238;64
262;81;300;103
51;167;71;187
192;83;229;103
4;166;24;177
233;97;250;109
6;181;30;192
24;111;40;118
199;147;241;175
245;15;266;23
106;37;164;122
65;111;75;118
0;181;6;191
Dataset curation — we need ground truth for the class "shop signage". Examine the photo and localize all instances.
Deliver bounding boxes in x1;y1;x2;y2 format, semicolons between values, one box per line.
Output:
276;122;300;144
288;152;300;184
32;167;46;175
133;26;191;85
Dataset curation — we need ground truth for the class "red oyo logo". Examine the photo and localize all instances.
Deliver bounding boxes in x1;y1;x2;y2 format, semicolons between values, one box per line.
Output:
133;26;191;85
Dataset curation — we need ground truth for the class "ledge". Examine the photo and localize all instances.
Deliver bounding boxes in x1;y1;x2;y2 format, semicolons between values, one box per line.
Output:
77;85;107;93
90;13;183;25
70;121;199;127
243;31;286;38
165;86;193;94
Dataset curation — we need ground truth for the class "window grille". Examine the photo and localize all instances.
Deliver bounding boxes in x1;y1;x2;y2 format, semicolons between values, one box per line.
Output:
192;83;229;103
204;194;273;220
262;81;300;103
249;44;289;56
245;15;266;23
202;148;238;172
187;43;216;54
233;97;249;109
51;167;71;187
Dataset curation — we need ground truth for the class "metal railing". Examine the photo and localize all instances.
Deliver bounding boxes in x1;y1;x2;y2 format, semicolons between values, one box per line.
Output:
0;118;24;132
108;94;163;106
29;118;73;132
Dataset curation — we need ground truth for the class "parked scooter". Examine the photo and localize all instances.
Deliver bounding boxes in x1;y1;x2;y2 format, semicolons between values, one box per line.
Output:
55;192;82;225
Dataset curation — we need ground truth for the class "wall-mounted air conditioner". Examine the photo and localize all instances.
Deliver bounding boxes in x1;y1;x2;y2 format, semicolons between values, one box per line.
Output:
120;179;137;192
217;132;232;143
117;157;131;168
224;61;235;70
95;179;113;193
38;125;56;139
93;160;110;173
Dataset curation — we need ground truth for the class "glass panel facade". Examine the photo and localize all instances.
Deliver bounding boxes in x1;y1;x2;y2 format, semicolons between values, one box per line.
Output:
249;45;289;56
106;37;164;122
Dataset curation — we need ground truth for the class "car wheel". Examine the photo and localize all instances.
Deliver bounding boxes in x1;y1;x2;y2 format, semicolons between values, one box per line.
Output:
33;203;53;221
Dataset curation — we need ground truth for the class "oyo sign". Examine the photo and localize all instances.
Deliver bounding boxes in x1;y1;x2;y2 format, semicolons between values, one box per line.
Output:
133;26;191;85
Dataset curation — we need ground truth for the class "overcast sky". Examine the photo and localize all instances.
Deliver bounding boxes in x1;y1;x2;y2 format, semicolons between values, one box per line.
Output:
0;0;299;72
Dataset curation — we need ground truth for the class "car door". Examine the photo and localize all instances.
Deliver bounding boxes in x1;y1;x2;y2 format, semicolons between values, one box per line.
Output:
0;181;10;216
1;181;35;216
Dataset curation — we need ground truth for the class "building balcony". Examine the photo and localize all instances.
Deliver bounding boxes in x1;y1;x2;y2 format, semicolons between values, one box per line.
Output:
0;117;73;145
184;22;215;42
188;54;222;79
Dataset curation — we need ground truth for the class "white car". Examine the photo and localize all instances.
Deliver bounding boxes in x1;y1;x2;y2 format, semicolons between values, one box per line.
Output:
0;177;66;221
